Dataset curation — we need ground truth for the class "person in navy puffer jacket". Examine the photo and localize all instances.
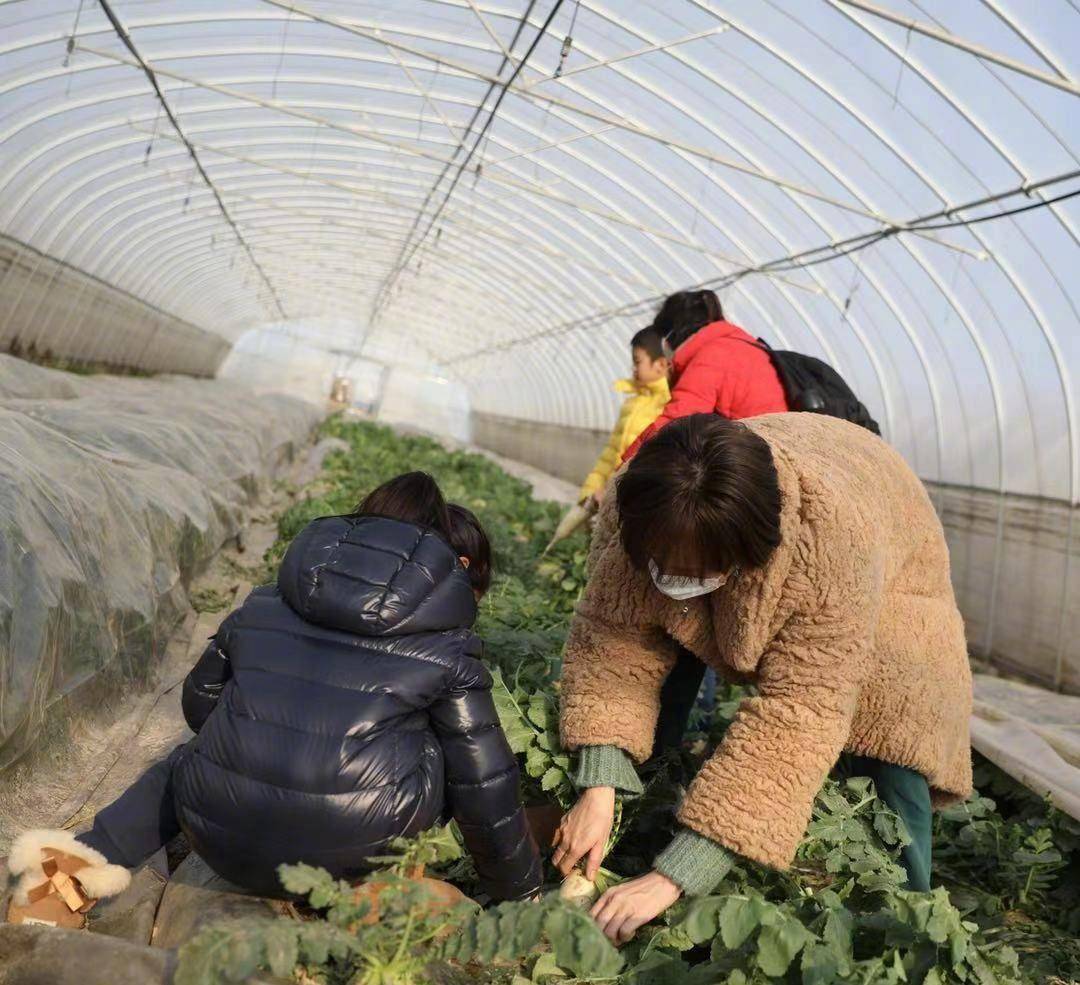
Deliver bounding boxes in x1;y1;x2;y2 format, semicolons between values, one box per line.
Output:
8;472;542;909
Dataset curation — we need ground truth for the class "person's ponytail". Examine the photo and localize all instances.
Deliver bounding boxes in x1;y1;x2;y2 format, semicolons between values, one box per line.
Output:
700;289;723;324
652;289;724;351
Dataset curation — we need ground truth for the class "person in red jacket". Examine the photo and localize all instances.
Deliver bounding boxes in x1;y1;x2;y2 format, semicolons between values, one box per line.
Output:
623;290;788;463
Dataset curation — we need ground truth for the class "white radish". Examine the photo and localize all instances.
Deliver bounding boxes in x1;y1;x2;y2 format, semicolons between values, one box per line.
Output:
559;871;598;908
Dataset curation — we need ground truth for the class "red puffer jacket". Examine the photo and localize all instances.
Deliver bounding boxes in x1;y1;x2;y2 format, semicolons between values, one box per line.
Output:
623;320;788;462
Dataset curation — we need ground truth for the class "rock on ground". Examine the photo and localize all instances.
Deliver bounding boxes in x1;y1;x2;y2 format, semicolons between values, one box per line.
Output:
0;924;176;985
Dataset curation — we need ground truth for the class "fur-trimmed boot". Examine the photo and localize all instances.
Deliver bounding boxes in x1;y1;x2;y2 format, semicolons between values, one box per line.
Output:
5;829;131;929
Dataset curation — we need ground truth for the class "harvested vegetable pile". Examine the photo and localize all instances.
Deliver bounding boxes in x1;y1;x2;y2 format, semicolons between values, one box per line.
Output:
178;418;1079;985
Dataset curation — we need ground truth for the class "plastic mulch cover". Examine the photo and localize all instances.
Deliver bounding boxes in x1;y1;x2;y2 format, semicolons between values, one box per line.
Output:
0;356;319;768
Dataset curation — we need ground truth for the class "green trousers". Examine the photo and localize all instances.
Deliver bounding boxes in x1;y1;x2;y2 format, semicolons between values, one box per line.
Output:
653;648;933;892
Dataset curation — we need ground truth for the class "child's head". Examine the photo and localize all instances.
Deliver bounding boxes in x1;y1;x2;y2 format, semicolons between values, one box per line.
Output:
630;327;669;385
355;471;451;534
447;504;492;598
353;475;491;597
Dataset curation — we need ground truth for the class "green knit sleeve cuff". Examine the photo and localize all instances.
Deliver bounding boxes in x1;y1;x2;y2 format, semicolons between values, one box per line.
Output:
654;829;735;897
573;745;644;796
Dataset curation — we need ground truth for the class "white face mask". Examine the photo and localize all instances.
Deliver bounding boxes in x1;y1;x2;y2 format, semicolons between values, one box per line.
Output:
648;559;731;600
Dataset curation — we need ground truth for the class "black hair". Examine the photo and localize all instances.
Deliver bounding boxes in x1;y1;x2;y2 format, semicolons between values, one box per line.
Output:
355;471;451;538
651;290;723;351
630;327;666;361
616;414;781;579
447;504;492;596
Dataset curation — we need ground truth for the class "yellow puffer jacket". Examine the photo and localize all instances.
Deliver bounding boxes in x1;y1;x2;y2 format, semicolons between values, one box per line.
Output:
579;377;670;502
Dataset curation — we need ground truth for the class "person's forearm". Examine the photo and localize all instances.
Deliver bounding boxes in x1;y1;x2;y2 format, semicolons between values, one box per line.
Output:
654;829;735;897
574;745;644;796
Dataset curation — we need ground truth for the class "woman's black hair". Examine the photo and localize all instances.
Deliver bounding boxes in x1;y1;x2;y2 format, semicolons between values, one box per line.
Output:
616;414;781;578
447;504;492;596
651;290;723;351
355;471;451;538
630;327;666;361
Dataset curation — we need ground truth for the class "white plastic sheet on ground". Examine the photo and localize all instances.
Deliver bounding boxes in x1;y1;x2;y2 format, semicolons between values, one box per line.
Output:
0;356;319;768
971;674;1080;821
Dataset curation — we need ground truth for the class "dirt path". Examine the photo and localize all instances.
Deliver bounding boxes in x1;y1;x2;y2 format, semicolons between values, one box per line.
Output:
0;480;297;851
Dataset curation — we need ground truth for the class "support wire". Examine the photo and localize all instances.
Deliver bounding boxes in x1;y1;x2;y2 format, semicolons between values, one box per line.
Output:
95;0;287;318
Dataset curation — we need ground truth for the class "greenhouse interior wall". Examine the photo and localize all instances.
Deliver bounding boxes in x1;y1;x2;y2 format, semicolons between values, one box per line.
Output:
0;234;228;377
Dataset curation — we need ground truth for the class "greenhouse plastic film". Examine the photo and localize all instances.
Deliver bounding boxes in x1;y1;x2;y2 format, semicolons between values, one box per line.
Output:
0;358;319;768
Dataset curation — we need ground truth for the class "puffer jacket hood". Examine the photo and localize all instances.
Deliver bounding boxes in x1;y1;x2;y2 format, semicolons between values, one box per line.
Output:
174;515;541;901
277;515;477;636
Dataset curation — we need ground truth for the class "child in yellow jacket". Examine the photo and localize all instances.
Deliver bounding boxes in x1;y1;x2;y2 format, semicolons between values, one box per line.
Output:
579;328;670;506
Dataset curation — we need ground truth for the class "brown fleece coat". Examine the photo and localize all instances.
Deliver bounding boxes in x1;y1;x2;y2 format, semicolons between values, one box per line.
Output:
560;413;973;870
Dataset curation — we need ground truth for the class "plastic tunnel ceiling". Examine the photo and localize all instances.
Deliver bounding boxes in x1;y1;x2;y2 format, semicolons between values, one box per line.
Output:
1;0;1079;503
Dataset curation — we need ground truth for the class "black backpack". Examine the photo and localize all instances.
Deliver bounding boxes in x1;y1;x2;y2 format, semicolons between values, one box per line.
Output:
752;338;881;436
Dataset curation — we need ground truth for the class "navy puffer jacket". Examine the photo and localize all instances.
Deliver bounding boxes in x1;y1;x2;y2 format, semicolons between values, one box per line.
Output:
172;515;542;900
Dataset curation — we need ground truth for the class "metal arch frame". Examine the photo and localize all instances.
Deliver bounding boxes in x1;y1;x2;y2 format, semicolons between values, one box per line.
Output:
467;326;624;426
830;0;1079;509
455;0;1069;461
526;1;1024;482
977;0;1076;84
191;176;666;290
353;2;979;471
0;63;451;218
858;0;1080;533
72;44;468;165
4;42;856;323
835;0;1079;95
128;203;601;349
820;0;1079;664
0;90;284;326
0;111;274;326
648;15;980;488
418;9;921;449
707;19;1018;510
108;66;754;290
69;156;630;334
73;169;609;313
974;0;1080;681
0;4;1073;487
10;132;609;330
829;0;1079;438
112;167;648;356
376;73;905;426
253;0;935;227
130;221;556;347
60;2;968;244
509;0;1046;491
48;132;666;296
527;95;908;445
0;76;691;324
5;0;1069;253
123;127;676;293
192;0;994;276
489;0;1069;655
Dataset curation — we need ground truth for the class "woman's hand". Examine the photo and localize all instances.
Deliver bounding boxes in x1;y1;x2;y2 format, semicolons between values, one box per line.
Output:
552;786;615;880
590;871;682;944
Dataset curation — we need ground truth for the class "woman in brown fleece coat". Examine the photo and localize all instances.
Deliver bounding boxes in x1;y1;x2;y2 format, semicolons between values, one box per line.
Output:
553;412;973;943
